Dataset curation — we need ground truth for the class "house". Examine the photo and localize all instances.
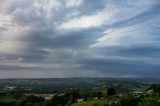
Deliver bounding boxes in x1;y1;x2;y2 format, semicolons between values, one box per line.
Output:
5;86;16;90
77;98;85;103
133;91;143;95
94;97;98;100
146;89;153;94
132;91;143;97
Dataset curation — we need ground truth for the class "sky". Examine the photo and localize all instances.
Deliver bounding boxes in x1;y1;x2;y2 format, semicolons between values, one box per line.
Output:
0;0;160;78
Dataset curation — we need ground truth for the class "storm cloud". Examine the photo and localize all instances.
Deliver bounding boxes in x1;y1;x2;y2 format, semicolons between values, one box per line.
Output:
0;0;160;78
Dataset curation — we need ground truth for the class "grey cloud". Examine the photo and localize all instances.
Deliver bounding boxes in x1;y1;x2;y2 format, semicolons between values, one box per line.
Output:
0;0;160;78
118;45;160;57
27;29;99;48
78;57;160;77
0;26;7;31
94;43;160;58
3;0;33;14
7;27;97;63
0;64;37;71
79;0;107;15
107;2;160;29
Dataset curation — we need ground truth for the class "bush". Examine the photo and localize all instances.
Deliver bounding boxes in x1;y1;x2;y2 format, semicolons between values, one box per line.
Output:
107;88;116;96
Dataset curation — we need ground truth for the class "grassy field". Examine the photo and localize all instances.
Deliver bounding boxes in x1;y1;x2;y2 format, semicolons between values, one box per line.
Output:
0;95;23;103
71;99;109;106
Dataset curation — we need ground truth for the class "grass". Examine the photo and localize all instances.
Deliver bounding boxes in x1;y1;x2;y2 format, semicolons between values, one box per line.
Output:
0;95;24;103
71;99;109;106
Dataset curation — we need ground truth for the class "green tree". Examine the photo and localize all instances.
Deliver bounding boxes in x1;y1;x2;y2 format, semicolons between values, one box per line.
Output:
119;94;139;106
139;92;160;106
107;88;116;96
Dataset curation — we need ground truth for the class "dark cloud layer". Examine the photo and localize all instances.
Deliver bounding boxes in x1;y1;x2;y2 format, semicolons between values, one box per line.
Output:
0;0;160;78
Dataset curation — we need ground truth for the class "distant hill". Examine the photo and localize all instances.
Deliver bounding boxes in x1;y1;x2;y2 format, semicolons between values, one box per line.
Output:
0;77;160;85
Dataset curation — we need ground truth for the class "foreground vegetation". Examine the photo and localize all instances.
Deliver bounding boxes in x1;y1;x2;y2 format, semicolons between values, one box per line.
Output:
71;100;109;106
0;78;160;106
0;84;160;106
